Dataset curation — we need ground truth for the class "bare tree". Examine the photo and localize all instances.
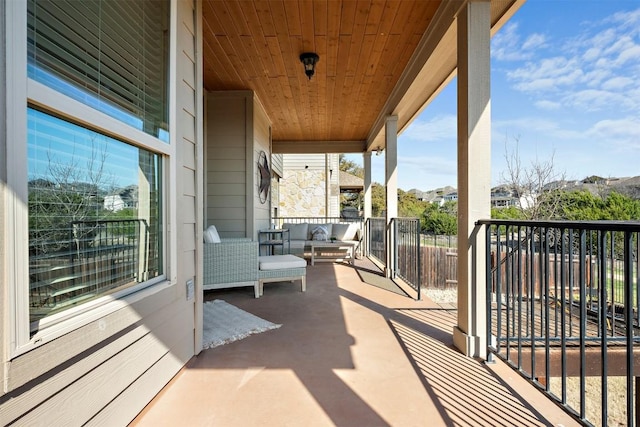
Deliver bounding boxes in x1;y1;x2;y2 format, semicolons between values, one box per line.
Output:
29;139;117;255
500;136;567;220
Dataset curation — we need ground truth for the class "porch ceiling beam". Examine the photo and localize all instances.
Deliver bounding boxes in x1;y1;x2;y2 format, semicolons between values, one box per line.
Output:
272;140;366;154
365;0;526;153
365;0;464;152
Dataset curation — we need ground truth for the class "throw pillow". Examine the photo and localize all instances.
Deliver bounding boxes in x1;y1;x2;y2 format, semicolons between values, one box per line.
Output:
311;225;328;241
204;225;221;243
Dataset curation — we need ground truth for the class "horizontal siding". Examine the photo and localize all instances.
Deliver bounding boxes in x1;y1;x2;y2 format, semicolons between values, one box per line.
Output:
205;91;251;236
11;301;190;426
207;145;245;160
207;218;246;237
1;283;180;424
272;153;283;177
283;153;327;170
207;170;246;184
207;195;245;208
87;329;192;426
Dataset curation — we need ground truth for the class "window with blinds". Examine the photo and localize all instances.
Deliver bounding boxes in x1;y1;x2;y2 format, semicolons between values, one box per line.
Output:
27;108;163;325
27;0;170;142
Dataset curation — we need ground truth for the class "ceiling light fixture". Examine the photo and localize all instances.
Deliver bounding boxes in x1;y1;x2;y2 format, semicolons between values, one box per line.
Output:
299;52;319;80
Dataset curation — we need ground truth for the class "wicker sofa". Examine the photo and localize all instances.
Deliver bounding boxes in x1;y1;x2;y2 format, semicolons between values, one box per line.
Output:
281;222;361;256
203;238;260;297
203;238;306;298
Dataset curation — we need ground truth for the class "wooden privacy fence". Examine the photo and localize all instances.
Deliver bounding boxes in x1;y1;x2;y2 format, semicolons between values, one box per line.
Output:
420;246;458;289
419;246;595;295
490;251;594;298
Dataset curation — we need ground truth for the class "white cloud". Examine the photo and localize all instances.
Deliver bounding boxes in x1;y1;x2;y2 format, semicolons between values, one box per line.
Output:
586;117;640;149
503;7;640;114
534;100;561;110
522;33;546;50
602;76;634;90
401;114;456;143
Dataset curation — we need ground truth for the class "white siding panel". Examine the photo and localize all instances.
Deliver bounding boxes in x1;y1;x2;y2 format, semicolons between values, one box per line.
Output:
208;207;246;220
181;139;196;170
272;153;283;177
179;19;195;58
208;195;245;208
207;170;245;184
182;223;196;252
283;153;327;170
1;284;181;424
208;159;245;172
207;145;245;160
182;166;196;197
87;330;192;427
13;308;188;426
178;0;195;34
182;110;196;143
208;183;245;196
179;81;196;115
212;219;246;236
180;56;195;91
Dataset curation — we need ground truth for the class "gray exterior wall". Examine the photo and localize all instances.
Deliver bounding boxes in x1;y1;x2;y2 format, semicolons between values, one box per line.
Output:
0;1;200;424
205;91;272;240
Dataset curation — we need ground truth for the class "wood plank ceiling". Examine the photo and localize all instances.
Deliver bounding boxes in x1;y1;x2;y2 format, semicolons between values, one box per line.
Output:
201;1;523;152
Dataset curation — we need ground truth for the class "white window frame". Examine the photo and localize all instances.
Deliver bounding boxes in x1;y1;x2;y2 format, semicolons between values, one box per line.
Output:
5;0;178;358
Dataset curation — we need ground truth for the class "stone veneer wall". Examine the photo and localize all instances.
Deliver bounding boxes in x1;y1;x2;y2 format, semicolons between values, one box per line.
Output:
280;169;326;217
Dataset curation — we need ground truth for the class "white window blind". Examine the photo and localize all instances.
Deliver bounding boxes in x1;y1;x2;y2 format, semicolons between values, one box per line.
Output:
27;0;169;141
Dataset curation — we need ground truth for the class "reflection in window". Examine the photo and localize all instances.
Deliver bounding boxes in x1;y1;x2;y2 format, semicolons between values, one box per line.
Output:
28;108;163;325
27;0;170;142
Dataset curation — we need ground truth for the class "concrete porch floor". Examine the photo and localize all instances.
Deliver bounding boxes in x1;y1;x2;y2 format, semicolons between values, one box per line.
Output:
132;259;578;426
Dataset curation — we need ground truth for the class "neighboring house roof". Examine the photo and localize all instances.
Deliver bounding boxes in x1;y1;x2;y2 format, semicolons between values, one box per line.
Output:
339;171;364;192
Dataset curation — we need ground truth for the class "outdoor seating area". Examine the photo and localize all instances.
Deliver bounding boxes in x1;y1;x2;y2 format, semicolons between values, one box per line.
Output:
133;259;578;426
203;226;307;298
281;221;362;257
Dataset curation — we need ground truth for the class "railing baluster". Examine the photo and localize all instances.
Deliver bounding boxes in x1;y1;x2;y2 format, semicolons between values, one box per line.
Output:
625;230;634;425
479;219;640;426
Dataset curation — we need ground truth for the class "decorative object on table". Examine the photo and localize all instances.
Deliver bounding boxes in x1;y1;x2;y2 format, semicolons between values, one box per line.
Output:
330;235;336;242
203;299;281;349
257;150;270;204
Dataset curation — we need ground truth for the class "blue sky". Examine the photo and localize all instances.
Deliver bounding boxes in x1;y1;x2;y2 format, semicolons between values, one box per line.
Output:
347;0;640;192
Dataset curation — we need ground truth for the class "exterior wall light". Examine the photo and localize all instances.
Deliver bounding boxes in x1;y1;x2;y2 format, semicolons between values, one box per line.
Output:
299;52;319;80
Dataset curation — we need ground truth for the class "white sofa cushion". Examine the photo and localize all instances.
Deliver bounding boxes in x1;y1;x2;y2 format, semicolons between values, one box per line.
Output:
204;225;221;243
283;222;309;241
259;255;307;270
331;223;359;241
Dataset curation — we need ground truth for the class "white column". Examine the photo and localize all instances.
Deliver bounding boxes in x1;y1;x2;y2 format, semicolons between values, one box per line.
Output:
453;1;491;359
363;152;372;220
385;116;398;278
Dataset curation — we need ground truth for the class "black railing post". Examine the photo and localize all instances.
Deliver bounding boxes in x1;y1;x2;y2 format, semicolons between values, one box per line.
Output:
485;222;494;363
625;230;634;426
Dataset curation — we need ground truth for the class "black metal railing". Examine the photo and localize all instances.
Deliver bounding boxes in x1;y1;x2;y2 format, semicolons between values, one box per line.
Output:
478;219;640;427
392;217;421;299
30;219;149;323
367;217;386;264
272;216;364;227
